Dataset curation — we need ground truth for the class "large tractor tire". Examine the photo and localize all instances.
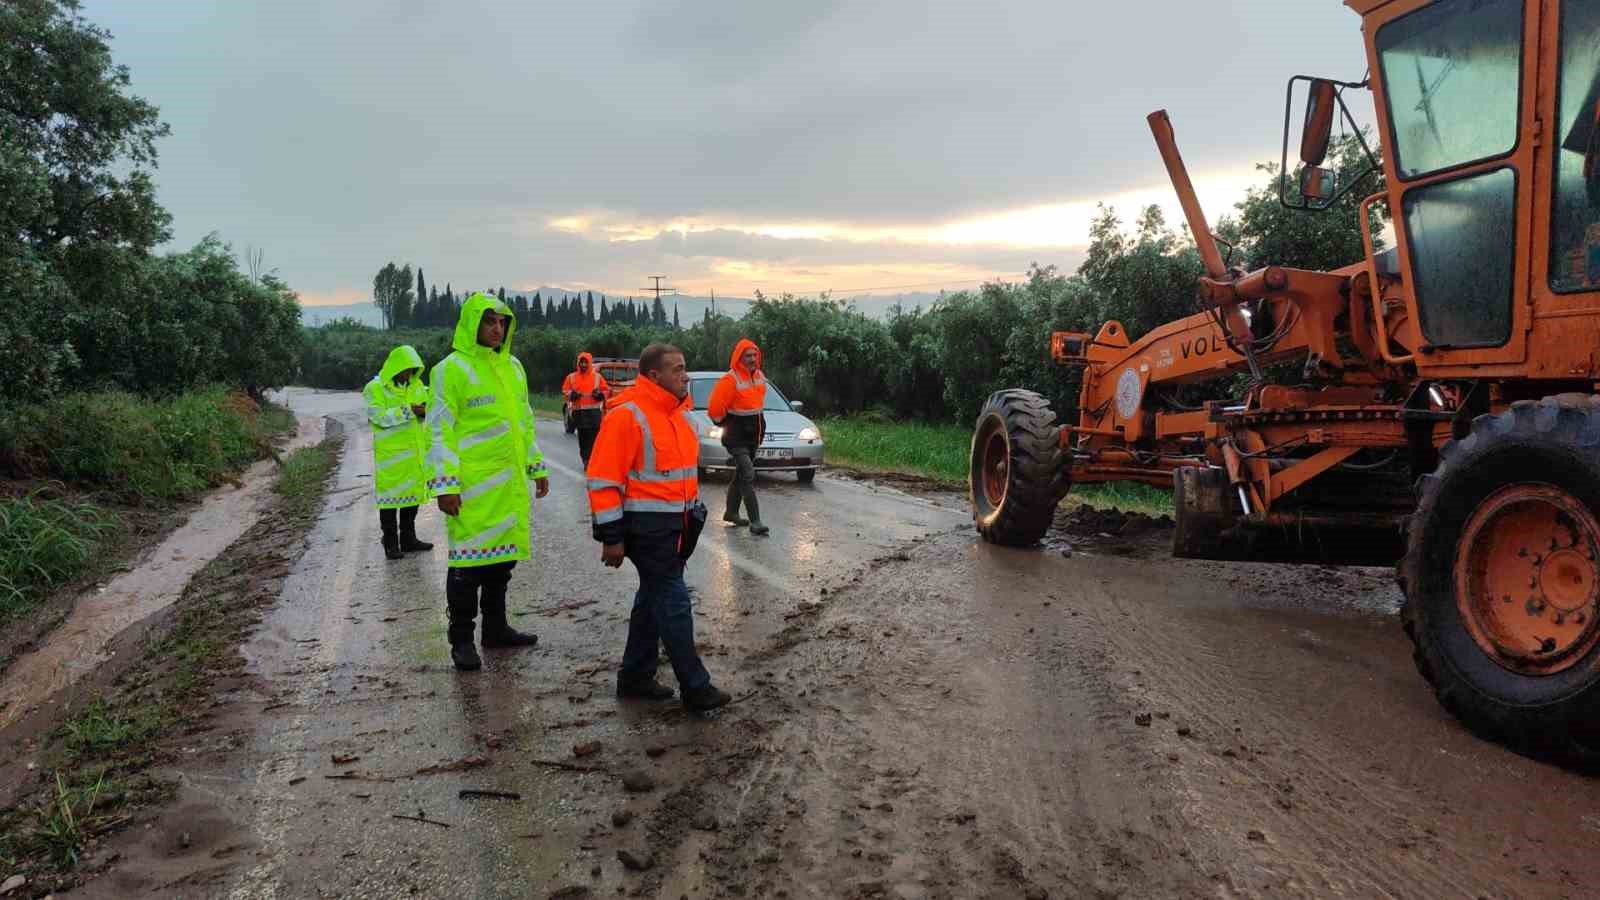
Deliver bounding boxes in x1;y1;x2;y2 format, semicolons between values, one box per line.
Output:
970;389;1070;546
1399;396;1600;764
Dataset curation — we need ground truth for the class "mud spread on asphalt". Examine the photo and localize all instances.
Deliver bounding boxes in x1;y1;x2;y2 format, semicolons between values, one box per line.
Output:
10;395;1599;898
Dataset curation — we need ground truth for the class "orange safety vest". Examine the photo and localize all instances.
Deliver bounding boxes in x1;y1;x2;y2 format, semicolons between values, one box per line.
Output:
561;352;610;410
708;338;766;420
586;376;699;529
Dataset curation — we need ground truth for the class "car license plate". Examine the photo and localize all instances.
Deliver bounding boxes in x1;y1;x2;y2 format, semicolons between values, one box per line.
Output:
757;448;792;460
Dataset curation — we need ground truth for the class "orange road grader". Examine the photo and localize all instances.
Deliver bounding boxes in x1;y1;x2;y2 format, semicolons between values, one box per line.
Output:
971;0;1600;761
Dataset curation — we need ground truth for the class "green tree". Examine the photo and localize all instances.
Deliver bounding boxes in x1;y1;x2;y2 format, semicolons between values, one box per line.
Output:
372;262;414;329
1;0;172;254
1228;133;1386;271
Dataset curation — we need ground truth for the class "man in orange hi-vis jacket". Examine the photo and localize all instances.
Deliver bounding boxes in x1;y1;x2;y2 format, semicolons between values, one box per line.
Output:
707;338;770;535
561;351;609;465
586;343;731;713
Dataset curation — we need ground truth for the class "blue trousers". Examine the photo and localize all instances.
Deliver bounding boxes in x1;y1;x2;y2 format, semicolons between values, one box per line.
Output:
620;561;711;691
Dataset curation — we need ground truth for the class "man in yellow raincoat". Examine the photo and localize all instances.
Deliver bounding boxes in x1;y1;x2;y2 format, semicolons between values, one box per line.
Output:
426;292;549;671
364;345;434;560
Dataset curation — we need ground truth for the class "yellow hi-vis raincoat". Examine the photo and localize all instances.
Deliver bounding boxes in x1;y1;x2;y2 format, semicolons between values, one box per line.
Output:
364;344;429;509
425;292;548;567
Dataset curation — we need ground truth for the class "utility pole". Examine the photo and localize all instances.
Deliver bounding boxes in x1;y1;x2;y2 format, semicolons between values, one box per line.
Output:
639;275;677;304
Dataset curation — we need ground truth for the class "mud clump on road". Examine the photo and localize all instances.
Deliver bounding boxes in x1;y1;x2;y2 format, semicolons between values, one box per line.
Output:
1055;504;1173;538
1050;503;1173;557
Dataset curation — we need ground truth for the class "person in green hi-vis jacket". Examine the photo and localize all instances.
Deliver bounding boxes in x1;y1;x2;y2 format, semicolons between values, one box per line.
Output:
425;291;549;671
363;344;434;560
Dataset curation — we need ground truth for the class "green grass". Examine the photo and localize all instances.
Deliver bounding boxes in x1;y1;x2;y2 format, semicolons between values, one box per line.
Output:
62;699;167;760
274;440;341;516
29;772;116;868
0;493;117;626
1;387;295;503
818;417;971;482
817;415;1173;515
530;392;565;418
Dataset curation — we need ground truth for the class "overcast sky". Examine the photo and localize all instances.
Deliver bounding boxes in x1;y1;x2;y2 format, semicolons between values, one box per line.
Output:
81;1;1370;306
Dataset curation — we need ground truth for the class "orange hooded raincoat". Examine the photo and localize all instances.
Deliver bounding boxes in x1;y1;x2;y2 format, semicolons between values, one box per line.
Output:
707;338;766;450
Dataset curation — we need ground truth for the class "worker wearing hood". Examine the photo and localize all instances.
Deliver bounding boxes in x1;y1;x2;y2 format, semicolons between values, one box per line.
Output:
561;351;610;464
364;344;434;559
425;292;549;671
707;338;770;535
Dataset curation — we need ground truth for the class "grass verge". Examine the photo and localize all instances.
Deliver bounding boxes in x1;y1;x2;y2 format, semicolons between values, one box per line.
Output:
817;415;1173;515
0;433;343;888
0;390;299;654
0;493;116;627
530;392;565;419
0;387;295;504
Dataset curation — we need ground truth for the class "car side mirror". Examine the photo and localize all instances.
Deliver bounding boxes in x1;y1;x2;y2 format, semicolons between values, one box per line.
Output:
1299;165;1337;207
790;401;804;412
1300;78;1336;167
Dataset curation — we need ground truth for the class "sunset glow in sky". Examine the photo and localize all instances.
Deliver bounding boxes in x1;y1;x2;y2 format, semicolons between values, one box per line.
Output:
81;1;1368;307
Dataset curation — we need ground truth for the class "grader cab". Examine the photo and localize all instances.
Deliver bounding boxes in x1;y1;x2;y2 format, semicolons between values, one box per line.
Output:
972;0;1600;761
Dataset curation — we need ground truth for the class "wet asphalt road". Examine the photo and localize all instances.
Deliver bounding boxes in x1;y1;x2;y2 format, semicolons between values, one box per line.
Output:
86;388;966;899
74;387;1600;899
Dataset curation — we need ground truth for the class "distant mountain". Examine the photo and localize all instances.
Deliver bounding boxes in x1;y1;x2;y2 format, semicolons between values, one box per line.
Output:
298;302;385;327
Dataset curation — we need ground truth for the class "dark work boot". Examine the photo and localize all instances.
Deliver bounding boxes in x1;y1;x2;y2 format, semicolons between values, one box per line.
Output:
380;510;404;560
682;683;733;713
399;506;433;552
479;567;538;649
451;642;481;671
617;676;675;701
446;570;481;671
724;475;743;523
744;492;769;536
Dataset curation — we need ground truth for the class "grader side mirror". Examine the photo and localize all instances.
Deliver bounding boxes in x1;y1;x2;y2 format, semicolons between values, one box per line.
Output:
1300;79;1337;167
1299;165;1337;207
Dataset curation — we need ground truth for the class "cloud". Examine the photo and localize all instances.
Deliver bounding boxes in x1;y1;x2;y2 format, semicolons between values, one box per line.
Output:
82;0;1368;304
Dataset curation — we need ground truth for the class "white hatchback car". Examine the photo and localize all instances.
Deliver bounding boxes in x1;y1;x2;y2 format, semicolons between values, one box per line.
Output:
686;372;824;483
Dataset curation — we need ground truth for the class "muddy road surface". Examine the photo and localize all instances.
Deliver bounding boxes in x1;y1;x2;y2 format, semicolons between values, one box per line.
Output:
55;390;1600;898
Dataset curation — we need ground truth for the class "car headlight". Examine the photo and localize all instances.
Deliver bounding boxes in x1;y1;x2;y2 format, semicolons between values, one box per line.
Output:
706;426;723;439
797;426;819;442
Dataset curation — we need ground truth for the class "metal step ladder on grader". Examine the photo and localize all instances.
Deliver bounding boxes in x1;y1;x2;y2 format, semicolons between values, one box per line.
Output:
970;0;1600;763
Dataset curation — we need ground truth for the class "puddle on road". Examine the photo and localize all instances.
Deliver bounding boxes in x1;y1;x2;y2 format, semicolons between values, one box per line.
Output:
0;411;327;730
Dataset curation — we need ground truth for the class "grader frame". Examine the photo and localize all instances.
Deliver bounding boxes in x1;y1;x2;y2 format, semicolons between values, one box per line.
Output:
972;0;1600;761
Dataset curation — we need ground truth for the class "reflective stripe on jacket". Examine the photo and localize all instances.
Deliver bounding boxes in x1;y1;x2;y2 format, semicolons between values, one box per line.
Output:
707;337;766;448
425;292;548;568
561;352;610;410
365;345;428;509
585;376;699;546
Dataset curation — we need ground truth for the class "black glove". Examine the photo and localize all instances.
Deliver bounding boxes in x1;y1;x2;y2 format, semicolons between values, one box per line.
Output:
568;390;581;402
591;389;605;401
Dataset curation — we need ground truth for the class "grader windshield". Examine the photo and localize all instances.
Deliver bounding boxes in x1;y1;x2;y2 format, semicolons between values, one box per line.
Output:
1376;0;1522;178
1376;0;1524;348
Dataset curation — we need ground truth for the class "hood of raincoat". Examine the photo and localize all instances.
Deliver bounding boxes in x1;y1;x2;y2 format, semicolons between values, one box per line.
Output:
379;344;425;386
577;351;594;370
452;292;517;357
728;338;762;376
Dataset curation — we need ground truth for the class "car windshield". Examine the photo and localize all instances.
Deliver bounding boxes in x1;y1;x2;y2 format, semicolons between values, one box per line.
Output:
598;365;636;382
689;377;790;411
